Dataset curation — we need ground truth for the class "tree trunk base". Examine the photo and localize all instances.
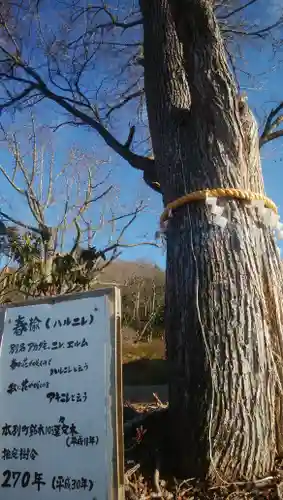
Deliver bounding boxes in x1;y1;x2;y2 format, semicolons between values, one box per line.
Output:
124;407;283;498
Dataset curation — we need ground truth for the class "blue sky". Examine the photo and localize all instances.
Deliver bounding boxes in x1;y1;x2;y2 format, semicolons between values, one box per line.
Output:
0;0;283;270
233;0;283;257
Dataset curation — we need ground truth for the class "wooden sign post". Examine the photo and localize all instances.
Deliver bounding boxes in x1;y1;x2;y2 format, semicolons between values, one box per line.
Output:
0;288;124;499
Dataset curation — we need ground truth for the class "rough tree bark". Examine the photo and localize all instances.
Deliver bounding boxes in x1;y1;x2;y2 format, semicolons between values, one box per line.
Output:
140;0;283;481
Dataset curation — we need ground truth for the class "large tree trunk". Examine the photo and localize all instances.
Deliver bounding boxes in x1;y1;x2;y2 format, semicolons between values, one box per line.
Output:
140;0;283;481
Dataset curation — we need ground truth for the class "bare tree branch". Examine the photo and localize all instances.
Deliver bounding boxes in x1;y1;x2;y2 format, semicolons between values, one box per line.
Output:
4;0;282;190
222;17;283;39
94;4;143;31
260;102;283;147
124;126;136;149
0;165;24;194
0;2;158;187
260;129;283;146
0;210;41;234
106;90;144;118
217;0;259;20
0;49;153;172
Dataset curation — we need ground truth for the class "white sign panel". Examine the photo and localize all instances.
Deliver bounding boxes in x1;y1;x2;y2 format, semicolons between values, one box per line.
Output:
0;289;124;499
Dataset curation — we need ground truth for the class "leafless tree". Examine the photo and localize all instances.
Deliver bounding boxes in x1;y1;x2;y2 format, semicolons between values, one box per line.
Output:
0;116;156;299
122;268;165;340
1;0;283;482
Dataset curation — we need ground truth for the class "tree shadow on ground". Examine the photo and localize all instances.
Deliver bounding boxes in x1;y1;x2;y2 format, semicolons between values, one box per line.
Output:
123;358;168;386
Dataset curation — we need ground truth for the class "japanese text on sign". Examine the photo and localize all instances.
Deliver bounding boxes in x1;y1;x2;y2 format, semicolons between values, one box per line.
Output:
0;290;122;499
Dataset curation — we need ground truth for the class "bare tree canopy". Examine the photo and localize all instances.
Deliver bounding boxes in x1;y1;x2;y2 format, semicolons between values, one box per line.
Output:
0;0;282;172
0;115;157;298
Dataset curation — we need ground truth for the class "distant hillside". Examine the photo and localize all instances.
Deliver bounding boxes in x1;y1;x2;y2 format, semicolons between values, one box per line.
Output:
0;260;165;339
98;259;165;286
0;259;165;291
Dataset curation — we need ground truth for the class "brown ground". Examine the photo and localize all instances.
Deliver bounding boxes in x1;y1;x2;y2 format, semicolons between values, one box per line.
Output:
122;338;283;499
123;337;165;364
123;337;167;386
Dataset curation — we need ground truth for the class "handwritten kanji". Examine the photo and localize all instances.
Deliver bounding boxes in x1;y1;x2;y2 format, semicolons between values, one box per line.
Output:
2;417;78;438
12;315;28;336
29;316;42;332
51;475;94;491
10;357;52;370
6;379;49;394
66;435;99;448
31;472;46;492
1;448;38;460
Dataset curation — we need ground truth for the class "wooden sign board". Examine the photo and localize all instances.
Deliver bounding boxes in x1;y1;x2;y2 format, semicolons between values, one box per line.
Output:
0;288;124;499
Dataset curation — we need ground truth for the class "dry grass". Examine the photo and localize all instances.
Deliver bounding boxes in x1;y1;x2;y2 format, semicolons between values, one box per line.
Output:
124;398;283;499
124;472;283;499
123;338;165;363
